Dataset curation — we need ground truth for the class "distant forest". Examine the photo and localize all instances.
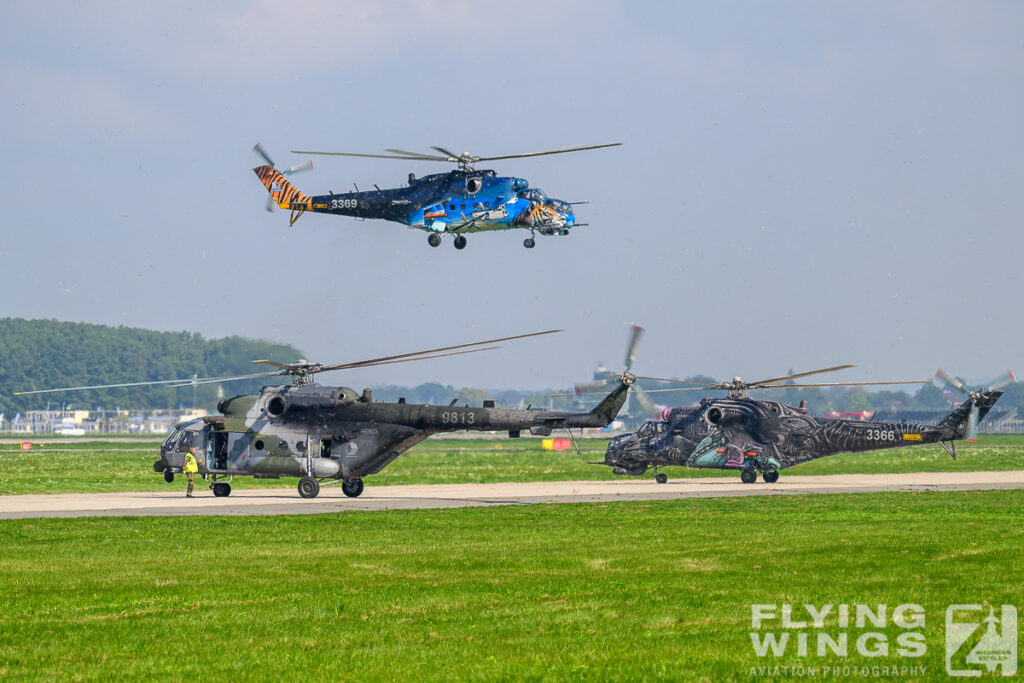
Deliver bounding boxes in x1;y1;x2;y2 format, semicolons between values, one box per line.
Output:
0;318;301;414
0;318;1020;419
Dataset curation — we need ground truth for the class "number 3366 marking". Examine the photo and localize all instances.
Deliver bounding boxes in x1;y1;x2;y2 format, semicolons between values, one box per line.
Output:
864;430;895;441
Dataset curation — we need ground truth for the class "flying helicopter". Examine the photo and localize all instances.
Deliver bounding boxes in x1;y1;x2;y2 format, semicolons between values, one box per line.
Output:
251;141;621;250
598;365;1014;484
17;330;637;499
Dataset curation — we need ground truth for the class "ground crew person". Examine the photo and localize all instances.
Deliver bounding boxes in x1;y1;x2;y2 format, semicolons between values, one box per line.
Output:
183;447;199;497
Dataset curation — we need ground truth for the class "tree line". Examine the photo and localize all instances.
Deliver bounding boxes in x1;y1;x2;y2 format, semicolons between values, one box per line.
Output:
1;318;1019;419
0;318;301;415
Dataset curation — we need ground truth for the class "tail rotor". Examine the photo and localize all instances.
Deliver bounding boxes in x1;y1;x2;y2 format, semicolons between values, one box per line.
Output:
569;324;643;396
253;143;314;212
934;369;1016;442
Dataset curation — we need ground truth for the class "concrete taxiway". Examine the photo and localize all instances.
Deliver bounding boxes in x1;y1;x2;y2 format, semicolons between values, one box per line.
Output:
1;470;1022;519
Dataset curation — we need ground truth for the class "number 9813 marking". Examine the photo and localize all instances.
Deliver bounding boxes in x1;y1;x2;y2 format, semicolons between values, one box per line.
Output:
441;411;476;425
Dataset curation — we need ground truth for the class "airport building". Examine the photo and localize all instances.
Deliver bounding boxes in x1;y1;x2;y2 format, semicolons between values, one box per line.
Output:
0;408;208;435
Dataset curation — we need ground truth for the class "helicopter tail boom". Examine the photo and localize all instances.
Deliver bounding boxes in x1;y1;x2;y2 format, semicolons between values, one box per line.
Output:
936;389;1005;439
254;166;311;209
559;375;633;428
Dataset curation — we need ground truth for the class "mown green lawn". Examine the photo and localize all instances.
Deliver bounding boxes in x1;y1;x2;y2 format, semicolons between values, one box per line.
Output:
1;435;1023;495
0;490;1021;681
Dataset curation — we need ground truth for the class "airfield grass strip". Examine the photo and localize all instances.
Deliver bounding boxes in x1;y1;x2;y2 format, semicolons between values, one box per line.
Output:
0;490;1021;681
1;435;1023;495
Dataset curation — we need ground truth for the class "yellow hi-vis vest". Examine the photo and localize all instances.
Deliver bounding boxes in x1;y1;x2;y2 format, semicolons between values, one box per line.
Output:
183;453;199;473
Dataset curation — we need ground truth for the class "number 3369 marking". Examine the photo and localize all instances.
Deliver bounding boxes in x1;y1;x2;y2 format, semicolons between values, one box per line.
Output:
330;198;358;209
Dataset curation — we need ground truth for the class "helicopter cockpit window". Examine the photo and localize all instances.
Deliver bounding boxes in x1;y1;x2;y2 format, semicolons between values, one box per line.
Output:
162;431;178;450
527;189;547;202
547;199;571;214
175;431;193;452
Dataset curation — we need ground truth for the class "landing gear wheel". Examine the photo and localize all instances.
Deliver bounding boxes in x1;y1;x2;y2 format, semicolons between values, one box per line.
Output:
453;235;467;250
163;470;175;484
427;233;441;247
740;469;757;484
212;482;231;497
655;473;668;484
763;470;779;483
298;476;320;499
523;238;535;249
342;478;365;498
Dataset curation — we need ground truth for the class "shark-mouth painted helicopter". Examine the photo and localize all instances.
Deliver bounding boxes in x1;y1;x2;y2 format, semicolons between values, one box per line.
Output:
17;330;636;498
599;366;1013;484
251;142;621;250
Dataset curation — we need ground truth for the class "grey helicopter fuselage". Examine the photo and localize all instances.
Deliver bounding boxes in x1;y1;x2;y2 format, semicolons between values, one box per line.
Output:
158;377;631;495
603;391;1003;479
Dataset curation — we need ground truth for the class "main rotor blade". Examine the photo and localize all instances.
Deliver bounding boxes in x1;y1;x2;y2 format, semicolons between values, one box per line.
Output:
571;379;613;396
250;359;299;370
966;404;979;441
641;386;710;394
348;346;501;369
754;379;932;389
164;372;289;387
253;142;275;167
749;364;855;388
632;385;661;418
284;160;314;175
386;148;453;160
632;375;710;386
624;324;644;373
14;371;280;395
476;142;622;162
430;146;462;160
316;329;562;374
934;368;968;393
291;150;449;162
986;370;1016;393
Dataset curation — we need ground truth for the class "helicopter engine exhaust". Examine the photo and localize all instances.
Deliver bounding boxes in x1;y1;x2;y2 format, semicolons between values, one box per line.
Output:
704;405;750;427
267;396;288;417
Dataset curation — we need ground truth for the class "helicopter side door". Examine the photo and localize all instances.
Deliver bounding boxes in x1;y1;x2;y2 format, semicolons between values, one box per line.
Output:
210;432;228;471
226;432;252;471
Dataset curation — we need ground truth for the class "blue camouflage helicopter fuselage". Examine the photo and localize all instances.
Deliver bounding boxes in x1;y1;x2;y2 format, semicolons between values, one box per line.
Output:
252;141;621;250
255;166;574;249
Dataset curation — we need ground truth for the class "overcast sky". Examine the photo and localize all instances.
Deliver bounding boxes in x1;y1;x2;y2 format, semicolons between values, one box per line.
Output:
2;1;1022;391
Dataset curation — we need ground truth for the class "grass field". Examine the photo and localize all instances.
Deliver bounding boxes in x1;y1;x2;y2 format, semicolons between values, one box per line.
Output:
1;434;1023;496
0;490;1021;680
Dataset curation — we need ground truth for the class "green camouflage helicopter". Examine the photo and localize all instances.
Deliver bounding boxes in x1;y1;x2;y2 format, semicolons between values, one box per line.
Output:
17;330;637;498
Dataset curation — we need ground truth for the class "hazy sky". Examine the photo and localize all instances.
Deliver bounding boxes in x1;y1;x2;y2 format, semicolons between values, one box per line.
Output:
2;1;1022;391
